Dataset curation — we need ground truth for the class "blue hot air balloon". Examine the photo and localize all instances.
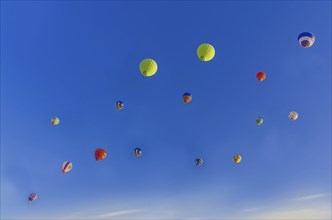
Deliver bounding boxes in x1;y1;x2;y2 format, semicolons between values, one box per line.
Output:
298;32;315;48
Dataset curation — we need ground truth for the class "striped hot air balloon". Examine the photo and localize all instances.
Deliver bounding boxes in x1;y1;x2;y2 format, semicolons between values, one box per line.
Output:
134;148;142;157
115;101;124;110
28;193;37;203
288;111;298;121
298;32;315;48
195;158;203;167
61;161;73;173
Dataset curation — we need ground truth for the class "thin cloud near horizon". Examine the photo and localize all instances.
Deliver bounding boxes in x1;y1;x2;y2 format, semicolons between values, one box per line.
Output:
292;193;331;201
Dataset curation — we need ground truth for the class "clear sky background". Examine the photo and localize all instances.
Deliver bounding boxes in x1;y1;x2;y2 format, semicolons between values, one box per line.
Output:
1;1;331;219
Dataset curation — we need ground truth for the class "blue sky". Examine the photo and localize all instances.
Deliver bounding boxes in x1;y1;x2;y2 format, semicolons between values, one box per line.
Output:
1;1;331;219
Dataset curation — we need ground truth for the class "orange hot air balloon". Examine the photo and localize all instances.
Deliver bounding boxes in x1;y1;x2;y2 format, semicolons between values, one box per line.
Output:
183;93;192;103
256;72;266;81
95;148;107;160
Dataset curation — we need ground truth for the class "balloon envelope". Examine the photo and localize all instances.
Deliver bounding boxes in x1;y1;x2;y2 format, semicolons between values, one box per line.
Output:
298;32;315;48
28;193;37;203
183;93;192;103
197;43;215;61
139;58;158;77
256;117;264;125
256;72;266;81
288;111;298;120
233;154;242;163
195;158;203;167
115;101;124;110
61;161;73;173
95;148;107;160
134;148;142;157
51;117;60;126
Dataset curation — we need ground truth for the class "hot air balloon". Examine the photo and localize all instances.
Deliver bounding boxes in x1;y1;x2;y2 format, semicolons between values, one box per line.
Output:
195;158;203;167
115;101;124;110
51;117;60;126
139;58;158;77
256;72;266;81
61;161;73;173
134;148;142;157
95;148;107;160
28;193;37;203
298;32;315;48
256;117;264;125
233;154;242;163
183;93;192;103
197;43;215;62
288;111;298;121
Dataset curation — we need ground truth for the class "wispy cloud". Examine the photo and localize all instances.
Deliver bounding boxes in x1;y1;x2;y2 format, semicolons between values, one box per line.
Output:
95;209;142;218
51;191;332;220
257;208;331;219
57;208;143;219
252;193;332;219
292;193;330;201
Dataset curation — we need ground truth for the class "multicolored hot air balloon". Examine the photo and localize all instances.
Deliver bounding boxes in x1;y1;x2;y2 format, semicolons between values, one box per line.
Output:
183;93;192;104
61;161;73;173
115;101;124;110
233;154;242;164
28;193;37;203
51;117;60;126
256;117;264;126
298;32;315;48
95;148;107;160
140;58;158;77
197;43;215;62
134;148;142;157
195;158;203;167
256;72;266;82
288;111;298;121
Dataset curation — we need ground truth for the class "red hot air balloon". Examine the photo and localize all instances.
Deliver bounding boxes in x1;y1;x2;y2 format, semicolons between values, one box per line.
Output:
256;72;266;82
95;148;107;160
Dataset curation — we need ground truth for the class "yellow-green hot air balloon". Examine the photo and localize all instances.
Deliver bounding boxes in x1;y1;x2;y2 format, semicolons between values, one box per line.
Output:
256;117;264;125
197;43;215;62
51;117;60;126
139;58;158;77
233;154;242;163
